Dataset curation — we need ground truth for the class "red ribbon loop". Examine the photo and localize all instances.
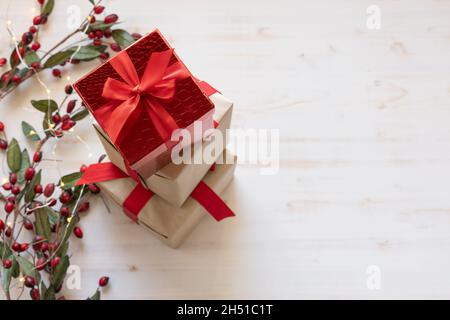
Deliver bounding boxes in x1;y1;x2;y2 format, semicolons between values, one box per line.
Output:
95;49;190;144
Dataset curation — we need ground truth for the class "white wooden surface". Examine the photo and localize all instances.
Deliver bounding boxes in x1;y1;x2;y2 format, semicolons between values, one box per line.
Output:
1;0;450;299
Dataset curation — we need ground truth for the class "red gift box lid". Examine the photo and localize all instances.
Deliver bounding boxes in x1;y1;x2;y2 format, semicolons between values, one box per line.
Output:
74;29;214;165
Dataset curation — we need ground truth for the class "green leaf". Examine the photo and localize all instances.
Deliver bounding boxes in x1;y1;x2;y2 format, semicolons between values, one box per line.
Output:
7;138;21;172
43;50;73;68
2;255;14;293
60;215;77;251
88;0;95;5
22;121;41;141
88;289;101;300
68;46;101;61
112;29;135;48
10;47;20;69
35;206;52;241
24;51;40;66
31;99;58;113
42;111;54;137
18;149;31;184
71;107;89;121
41;283;56;300
88;21;115;32
59;172;83;190
51;255;70;288
17;256;41;282
42;0;55;15
25;169;41;202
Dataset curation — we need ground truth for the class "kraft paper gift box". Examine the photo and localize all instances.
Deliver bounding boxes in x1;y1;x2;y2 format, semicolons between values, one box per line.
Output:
74;29;215;179
93;92;233;207
96;151;237;248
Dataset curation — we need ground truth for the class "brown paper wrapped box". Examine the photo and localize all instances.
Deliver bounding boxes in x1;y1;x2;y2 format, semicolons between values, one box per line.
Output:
97;150;237;248
94;92;233;207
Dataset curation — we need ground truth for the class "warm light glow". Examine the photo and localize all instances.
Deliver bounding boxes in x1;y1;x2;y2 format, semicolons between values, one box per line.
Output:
69;128;75;132
46;89;51;94
2;178;8;184
19;277;25;283
87;15;94;23
66;76;71;81
67;217;72;223
7;222;12;227
6;20;11;25
11;36;16;42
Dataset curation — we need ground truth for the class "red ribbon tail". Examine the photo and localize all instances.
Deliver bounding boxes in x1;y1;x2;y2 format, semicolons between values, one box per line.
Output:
191;181;235;222
76;163;128;186
197;80;220;97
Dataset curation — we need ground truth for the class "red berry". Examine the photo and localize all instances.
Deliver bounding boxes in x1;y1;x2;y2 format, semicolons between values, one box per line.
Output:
65;84;73;94
0;219;4;231
54;129;63;138
104;14;118;24
94;5;105;14
99;276;109;287
3;259;12;269
31;61;41;70
33;235;45;250
22;32;34;45
43;183;55;197
12;75;21;84
31;42;41;51
30;288;40;300
88;184;100;194
9;173;17;184
2;182;12;191
110;43;121;52
93;39;102;46
95;30;103;39
40;242;49;252
59;191;72;204
37;0;44;5
80;164;87;173
0;57;6;66
5;227;11;238
24;276;35;288
24;167;35;181
0;121;4;131
132;33;142;40
61;119;76;131
100;52;110;60
33;151;42;163
12;242;20;252
11;186;20;195
67;99;77;113
52;113;61;124
104;29;112;38
7;196;15;203
88;32;95;39
50;257;60;268
62;114;70;122
34;184;43;194
5;202;14;213
24;220;33;230
20;243;29;252
73;227;83;239
60;206;70;217
35;257;47;271
29;26;37;33
0;139;7;149
33;15;42;25
78;201;90;213
47;198;57;207
52;68;61;78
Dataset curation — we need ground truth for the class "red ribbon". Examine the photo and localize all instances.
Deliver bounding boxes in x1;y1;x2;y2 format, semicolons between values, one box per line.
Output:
76;162;234;222
94;49;190;144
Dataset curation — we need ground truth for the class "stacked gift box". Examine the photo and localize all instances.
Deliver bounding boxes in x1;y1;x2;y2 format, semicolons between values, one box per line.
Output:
74;29;236;248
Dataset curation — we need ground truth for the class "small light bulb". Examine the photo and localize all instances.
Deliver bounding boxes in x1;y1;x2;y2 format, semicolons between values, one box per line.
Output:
19;277;25;283
7;222;12;227
2;178;8;184
7;20;11;25
88;153;93;158
11;36;16;42
46;89;51;94
66;76;71;81
67;217;72;223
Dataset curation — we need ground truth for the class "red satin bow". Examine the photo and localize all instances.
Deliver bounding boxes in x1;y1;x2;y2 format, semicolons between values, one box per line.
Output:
94;49;190;144
76;162;235;223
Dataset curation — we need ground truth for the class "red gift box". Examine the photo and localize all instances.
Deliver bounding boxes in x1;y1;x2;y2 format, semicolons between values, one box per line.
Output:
74;29;215;176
